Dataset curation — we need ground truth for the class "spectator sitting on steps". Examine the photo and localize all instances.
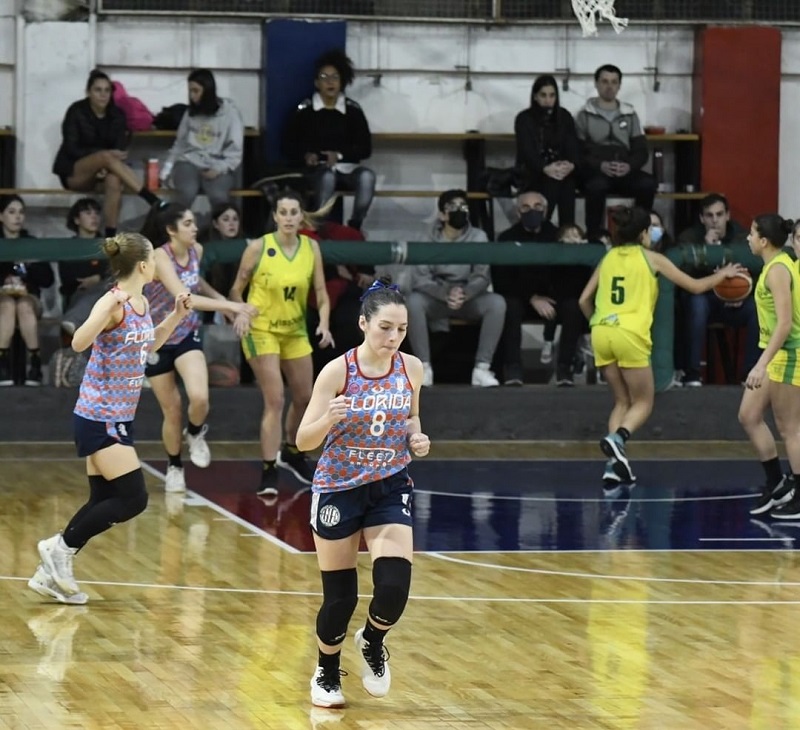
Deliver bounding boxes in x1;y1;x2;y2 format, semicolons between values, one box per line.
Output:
406;189;506;388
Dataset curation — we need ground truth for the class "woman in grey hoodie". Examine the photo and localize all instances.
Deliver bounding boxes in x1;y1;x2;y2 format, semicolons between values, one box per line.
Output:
161;69;244;209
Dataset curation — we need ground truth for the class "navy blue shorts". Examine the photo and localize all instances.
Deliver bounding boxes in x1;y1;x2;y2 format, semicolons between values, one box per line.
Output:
310;468;414;540
144;330;202;377
73;413;135;457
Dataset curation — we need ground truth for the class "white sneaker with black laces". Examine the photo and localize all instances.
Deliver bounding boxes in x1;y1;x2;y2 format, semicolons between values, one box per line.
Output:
310;665;346;708
28;564;88;605
354;627;391;698
184;424;211;468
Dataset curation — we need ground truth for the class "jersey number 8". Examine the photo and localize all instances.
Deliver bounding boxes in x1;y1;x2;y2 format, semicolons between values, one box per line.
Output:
370;410;387;436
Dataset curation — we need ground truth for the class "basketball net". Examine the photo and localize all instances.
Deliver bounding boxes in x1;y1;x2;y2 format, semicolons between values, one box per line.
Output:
571;0;629;37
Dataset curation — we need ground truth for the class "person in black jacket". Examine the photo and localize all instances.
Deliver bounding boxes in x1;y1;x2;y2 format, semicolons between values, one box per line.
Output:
492;191;589;387
0;194;54;386
283;50;375;231
514;74;579;226
52;69;163;236
58;197;109;336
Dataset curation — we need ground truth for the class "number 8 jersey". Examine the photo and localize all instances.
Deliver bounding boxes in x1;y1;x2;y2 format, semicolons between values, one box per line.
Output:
589;245;658;347
312;348;413;493
74;298;156;423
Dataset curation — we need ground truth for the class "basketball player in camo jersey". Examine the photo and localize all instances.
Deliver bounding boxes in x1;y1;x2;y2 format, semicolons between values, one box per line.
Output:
296;278;430;709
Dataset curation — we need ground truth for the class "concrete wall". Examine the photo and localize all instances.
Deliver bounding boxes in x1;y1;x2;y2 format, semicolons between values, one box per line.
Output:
0;10;796;237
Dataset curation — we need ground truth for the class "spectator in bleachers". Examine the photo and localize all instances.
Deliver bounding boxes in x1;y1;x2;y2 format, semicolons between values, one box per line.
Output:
575;64;657;238
0;194;54;386
675;192;758;387
53;69;163;237
301;216;373;375
493;190;587;386
160;69;244;209
407;189;505;388
649;210;676;253
514;74;578;226
283;49;375;231
203;202;242;307
59;197;109;336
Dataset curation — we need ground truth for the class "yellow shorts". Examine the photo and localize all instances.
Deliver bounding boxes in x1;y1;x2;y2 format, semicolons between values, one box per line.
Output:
242;331;312;361
768;349;800;386
591;325;651;369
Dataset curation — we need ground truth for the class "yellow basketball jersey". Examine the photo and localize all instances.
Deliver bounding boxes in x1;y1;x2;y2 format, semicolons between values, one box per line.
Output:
590;245;658;345
247;233;315;336
754;251;800;349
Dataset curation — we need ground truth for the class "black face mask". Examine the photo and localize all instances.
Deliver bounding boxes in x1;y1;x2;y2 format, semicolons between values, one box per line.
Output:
521;209;544;231
447;211;469;230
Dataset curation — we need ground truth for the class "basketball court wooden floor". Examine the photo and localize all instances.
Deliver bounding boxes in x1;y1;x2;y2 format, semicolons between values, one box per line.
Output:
1;441;797;730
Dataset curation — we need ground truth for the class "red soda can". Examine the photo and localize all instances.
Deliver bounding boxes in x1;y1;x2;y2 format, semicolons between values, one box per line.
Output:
146;159;160;190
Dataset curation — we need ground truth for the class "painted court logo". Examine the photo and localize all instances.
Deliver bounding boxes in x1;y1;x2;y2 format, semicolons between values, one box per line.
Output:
318;505;341;528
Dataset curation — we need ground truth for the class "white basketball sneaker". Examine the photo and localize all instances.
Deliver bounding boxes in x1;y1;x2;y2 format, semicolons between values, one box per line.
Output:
310;665;346;708
354;628;391;697
184;424;211;468
37;534;79;596
165;465;186;493
28;564;88;605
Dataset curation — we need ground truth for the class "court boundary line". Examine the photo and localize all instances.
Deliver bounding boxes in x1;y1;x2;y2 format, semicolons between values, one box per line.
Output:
6;573;800;605
426;552;800;586
140;461;301;554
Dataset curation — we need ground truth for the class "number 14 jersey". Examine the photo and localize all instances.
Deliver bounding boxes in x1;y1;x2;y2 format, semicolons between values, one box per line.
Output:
313;348;413;494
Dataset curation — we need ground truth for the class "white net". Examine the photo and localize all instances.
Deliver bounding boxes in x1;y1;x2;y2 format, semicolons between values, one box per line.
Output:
571;0;629;36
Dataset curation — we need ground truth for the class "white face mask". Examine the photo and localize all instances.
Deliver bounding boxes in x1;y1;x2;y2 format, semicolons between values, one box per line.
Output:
650;226;664;245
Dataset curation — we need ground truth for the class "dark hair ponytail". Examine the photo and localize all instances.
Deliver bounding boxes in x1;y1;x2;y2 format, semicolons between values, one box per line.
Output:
610;206;651;246
359;276;405;320
753;213;794;248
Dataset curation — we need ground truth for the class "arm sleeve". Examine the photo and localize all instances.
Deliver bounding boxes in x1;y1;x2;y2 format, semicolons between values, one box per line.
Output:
217;105;244;173
462;265;491;300
514;111;544;173
165;110;191;167
61;105;98;161
412;265;449;302
343;105;372;162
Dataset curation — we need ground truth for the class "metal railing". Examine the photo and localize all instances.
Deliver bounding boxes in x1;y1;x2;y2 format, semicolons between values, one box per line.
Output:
95;0;800;24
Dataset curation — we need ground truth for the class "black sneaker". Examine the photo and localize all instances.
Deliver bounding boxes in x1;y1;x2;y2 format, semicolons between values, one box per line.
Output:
771;477;800;519
277;447;315;484
25;354;42;387
751;475;792;516
556;367;574;388
0;351;12;386
256;467;278;496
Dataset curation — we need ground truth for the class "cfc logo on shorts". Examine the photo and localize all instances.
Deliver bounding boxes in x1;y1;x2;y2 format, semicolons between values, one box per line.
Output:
318;505;341;528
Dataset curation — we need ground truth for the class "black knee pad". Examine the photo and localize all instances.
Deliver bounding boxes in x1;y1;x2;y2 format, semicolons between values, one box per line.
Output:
107;468;149;522
316;568;359;646
368;557;412;628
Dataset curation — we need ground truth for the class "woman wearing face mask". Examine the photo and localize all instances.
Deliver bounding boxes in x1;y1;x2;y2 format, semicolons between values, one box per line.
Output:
0;194;54;386
406;189;506;387
514;74;579;225
649;210;675;253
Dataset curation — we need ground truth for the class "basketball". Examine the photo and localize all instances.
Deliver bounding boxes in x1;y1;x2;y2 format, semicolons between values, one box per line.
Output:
208;362;240;388
713;272;752;303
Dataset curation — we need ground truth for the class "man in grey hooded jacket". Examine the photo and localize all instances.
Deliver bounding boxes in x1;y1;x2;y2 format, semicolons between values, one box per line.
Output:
575;64;657;237
406;189;506;388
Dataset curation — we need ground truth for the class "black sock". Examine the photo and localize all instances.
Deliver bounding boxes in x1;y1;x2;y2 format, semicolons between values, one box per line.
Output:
28;348;40;364
318;650;340;671
363;620;389;646
263;459;276;472
104;226;117;237
762;457;784;488
168;453;182;469
616;427;631;443
187;421;203;436
138;188;161;206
